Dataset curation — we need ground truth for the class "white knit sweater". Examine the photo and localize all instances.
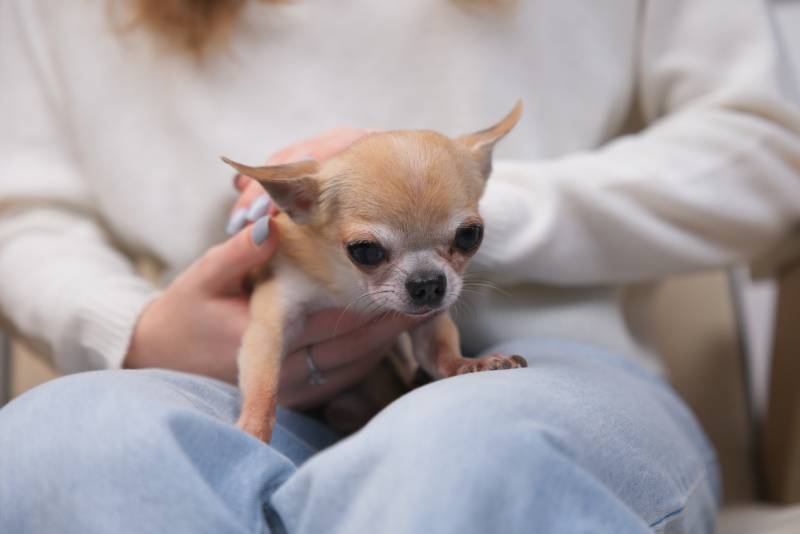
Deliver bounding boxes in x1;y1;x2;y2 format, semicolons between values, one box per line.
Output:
1;0;799;374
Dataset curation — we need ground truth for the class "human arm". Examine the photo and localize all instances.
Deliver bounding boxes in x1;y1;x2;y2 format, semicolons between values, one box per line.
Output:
0;1;161;372
475;0;800;285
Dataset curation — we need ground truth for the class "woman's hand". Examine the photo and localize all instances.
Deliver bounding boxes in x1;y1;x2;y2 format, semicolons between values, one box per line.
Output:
277;310;418;409
227;127;373;234
124;220;280;383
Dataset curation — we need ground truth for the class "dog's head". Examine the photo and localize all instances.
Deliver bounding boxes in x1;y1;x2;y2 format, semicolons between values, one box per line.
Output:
223;101;521;316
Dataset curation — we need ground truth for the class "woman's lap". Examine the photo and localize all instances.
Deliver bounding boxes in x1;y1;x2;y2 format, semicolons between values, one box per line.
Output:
0;338;720;534
0;368;343;534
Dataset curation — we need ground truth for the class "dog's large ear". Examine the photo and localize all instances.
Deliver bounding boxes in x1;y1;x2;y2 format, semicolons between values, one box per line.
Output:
455;100;522;179
222;157;321;223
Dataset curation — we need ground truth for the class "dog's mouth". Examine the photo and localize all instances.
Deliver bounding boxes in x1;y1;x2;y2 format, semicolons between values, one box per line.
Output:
404;307;441;318
401;290;461;318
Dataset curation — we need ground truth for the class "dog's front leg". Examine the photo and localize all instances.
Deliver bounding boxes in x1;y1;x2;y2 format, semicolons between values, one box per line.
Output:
410;312;527;379
236;280;288;443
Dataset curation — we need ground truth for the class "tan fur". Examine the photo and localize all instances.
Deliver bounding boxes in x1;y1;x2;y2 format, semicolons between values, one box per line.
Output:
224;101;525;442
270;213;338;290
409;313;465;378
236;281;285;442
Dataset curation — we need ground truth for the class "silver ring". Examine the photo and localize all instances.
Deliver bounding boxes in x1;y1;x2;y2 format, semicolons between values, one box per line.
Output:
304;345;326;386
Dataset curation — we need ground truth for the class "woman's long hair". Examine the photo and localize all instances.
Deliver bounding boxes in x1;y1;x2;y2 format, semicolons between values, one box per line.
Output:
129;0;280;55
129;0;503;56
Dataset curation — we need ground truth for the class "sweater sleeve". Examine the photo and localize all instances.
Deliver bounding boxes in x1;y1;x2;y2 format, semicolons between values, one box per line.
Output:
474;0;800;285
0;2;159;373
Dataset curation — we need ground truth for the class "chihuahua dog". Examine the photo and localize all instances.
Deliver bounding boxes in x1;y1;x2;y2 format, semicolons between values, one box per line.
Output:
222;102;527;442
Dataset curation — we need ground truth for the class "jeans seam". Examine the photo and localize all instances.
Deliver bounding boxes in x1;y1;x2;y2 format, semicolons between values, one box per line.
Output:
648;459;715;531
144;373;231;420
145;372;326;465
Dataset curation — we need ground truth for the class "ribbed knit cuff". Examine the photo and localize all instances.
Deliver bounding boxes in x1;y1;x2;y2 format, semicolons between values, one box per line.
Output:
473;161;556;277
475;179;531;268
62;277;161;373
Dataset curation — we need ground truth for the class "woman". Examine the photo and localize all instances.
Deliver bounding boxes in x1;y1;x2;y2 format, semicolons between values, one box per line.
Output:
1;0;799;532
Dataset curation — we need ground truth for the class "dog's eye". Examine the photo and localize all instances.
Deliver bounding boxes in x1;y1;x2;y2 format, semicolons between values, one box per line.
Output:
454;224;483;253
346;241;386;267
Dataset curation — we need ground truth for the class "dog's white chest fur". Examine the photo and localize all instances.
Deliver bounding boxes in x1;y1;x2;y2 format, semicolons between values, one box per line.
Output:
270;255;365;342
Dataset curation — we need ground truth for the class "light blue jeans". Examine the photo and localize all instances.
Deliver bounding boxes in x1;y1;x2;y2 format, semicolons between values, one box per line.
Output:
0;338;720;533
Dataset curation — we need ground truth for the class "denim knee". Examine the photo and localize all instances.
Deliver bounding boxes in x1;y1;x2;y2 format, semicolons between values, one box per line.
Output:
0;370;239;489
272;349;718;534
2;371;179;466
364;359;717;532
369;369;577;472
0;371;303;534
1;370;143;435
0;371;239;530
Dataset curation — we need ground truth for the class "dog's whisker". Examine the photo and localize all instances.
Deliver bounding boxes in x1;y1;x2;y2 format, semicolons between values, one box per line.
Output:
462;280;511;298
335;287;398;335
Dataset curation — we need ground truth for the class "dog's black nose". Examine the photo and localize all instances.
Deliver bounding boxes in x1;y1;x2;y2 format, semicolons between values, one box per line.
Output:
405;274;447;307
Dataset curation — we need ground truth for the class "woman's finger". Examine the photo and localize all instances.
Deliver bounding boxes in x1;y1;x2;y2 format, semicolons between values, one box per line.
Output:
297;128;372;161
278;342;394;409
287;307;418;349
279;315;414;389
233;173;252;192
199;217;279;294
289;309;376;348
267;127;372;165
227;181;271;234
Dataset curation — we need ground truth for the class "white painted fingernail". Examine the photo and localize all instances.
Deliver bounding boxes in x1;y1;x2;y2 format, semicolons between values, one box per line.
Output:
252;216;271;245
226;208;247;235
246;194;271;222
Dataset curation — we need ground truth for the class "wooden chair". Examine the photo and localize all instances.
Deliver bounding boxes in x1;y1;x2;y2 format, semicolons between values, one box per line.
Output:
761;250;800;504
641;246;800;532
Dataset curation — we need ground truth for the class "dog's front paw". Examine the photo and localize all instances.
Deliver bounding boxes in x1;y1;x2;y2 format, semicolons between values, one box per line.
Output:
455;353;528;374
